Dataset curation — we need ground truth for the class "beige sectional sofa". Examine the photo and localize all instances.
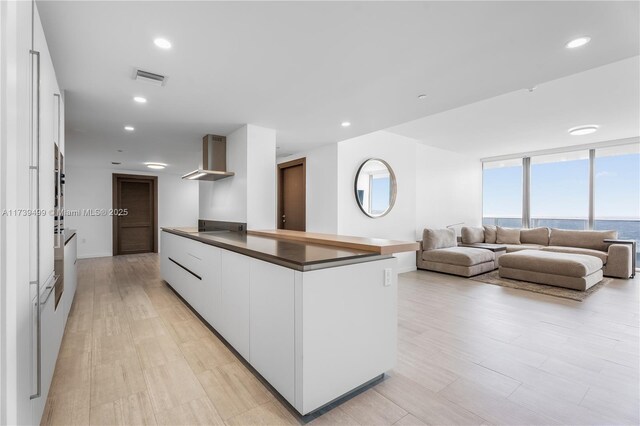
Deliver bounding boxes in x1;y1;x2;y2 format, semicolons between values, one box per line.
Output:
416;226;634;280
462;226;633;279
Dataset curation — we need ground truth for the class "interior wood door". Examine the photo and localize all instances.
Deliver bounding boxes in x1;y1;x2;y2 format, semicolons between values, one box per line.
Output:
278;158;306;231
112;174;158;255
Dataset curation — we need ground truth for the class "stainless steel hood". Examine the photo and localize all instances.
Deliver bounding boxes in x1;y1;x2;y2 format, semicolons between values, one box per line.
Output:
182;134;235;181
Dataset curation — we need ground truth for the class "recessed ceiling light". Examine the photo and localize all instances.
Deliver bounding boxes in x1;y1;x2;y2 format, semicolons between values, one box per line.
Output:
133;96;147;103
124;126;135;131
566;36;591;49
111;161;121;165
154;38;172;49
341;121;351;127
568;125;599;136
145;162;167;169
417;94;427;100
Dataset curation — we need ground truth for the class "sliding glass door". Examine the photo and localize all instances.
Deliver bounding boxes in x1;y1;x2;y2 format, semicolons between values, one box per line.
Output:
530;151;590;230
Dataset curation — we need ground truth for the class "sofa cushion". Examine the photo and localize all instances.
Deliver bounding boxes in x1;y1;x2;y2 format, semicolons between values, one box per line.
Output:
549;229;617;252
542;246;608;264
496;227;521;245
422;247;494;267
423;228;457;250
499;250;603;278
520;227;550;246
461;226;485;244
504;244;544;253
484;225;497;244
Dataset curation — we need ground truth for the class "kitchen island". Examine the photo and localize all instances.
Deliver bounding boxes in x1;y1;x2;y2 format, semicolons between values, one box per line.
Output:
160;227;418;416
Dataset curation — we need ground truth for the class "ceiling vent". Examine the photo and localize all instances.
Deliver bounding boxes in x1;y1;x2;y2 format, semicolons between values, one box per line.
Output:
134;69;167;86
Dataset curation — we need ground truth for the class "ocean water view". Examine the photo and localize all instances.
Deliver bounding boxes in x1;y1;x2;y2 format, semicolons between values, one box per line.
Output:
482;217;640;263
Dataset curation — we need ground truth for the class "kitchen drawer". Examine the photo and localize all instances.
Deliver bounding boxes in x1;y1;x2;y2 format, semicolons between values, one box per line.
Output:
169;256;203;308
163;232;207;278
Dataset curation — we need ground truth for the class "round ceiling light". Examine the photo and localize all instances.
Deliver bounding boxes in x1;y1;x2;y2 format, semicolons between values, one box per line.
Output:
568;125;599;136
145;162;167;169
133;96;147;103
124;126;135;131
154;38;172;49
341;121;351;127
566;36;591;49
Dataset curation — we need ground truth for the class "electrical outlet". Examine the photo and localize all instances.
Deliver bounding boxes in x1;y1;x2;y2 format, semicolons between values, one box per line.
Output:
384;268;392;287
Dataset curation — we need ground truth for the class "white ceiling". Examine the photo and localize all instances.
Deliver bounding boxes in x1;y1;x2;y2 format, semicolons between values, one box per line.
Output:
388;56;640;159
37;1;639;173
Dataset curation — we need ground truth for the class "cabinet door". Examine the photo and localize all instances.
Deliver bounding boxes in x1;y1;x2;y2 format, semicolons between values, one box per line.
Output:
161;232;182;294
250;259;295;403
33;10;57;290
31;277;64;423
219;250;251;360
63;235;77;321
200;246;221;329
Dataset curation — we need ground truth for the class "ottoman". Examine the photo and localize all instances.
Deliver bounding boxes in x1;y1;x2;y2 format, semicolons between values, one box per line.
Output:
499;250;603;291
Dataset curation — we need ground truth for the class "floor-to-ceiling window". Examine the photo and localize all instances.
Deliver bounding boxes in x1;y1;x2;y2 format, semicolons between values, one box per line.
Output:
594;144;640;263
530;150;590;230
482;142;640;265
482;159;522;227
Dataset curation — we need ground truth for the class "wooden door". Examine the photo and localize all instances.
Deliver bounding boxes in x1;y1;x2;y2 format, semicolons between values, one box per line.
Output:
112;174;158;255
278;158;306;231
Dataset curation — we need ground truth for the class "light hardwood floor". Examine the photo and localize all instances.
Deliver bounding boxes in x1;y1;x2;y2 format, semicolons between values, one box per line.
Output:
43;254;639;425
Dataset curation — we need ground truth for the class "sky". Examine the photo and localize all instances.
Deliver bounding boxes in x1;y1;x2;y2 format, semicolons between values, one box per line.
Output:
483;153;640;220
371;176;391;214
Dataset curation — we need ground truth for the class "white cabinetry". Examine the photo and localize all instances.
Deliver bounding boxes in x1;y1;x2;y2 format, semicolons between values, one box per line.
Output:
29;5;66;425
31;277;64;423
63;234;77;321
33;7;61;290
219;250;251;360
249;260;295;402
160;230;397;415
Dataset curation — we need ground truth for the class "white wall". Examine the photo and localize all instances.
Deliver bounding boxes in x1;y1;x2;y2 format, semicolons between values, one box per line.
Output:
337;131;418;272
246;125;277;230
199;126;248;223
278;144;339;233
415;143;483;235
65;167;199;258
283;131;482;273
199;124;276;230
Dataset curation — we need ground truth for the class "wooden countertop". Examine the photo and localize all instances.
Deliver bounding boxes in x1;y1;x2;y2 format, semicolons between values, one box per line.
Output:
247;229;420;255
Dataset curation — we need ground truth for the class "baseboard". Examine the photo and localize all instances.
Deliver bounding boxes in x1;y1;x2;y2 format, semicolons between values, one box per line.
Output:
397;265;417;274
77;252;112;259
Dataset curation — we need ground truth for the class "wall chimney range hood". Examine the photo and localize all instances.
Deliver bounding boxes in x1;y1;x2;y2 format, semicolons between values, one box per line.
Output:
182;134;235;181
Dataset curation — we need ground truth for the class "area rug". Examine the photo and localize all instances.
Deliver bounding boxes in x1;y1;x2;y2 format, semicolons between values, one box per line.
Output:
469;270;611;301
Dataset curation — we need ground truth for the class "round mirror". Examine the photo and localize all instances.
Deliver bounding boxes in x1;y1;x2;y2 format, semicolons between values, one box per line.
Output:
354;158;397;218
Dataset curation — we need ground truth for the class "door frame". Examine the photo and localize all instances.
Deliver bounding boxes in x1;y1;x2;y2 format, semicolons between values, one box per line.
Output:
277;158;306;231
112;173;158;255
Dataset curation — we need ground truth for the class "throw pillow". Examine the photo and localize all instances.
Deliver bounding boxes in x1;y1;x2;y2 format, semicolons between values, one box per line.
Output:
423;228;457;250
520;227;550;245
496;226;521;245
461;226;484;244
483;225;497;244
